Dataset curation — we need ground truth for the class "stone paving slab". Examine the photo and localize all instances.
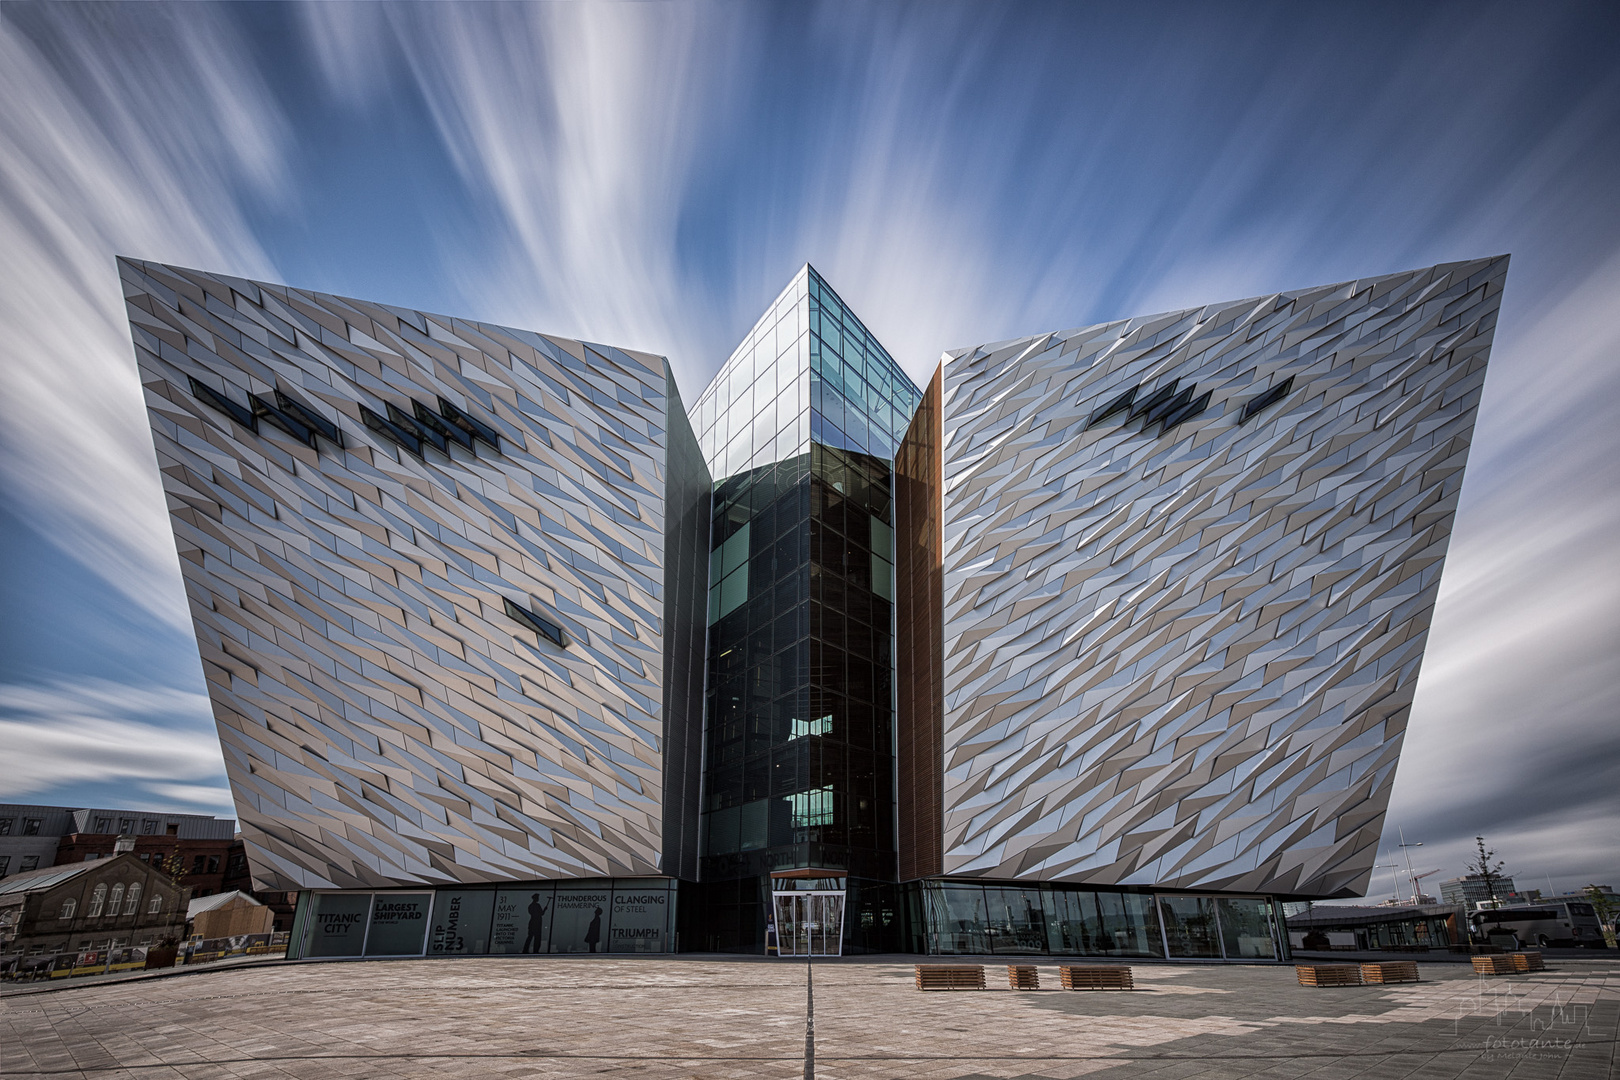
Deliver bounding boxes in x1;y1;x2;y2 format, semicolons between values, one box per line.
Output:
1;956;1615;1078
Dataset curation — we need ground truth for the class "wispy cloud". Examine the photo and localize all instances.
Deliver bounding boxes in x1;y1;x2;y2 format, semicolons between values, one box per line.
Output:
0;678;226;804
0;6;282;630
299;1;753;394
0;2;1614;890
0;6;280;812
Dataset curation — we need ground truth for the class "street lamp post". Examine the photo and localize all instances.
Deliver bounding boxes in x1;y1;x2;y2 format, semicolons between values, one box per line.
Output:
1398;827;1423;904
802;918;818;1080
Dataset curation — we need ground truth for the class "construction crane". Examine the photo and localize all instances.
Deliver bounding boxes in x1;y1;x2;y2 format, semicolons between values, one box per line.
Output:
1410;869;1443;904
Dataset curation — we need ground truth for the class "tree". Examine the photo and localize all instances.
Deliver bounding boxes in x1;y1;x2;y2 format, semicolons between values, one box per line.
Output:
156;843;188;887
1468;836;1506;904
1583;885;1617;948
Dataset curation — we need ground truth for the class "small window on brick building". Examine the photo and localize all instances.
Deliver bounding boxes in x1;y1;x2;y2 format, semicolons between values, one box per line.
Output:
107;883;125;915
0;819;12;835
138;853;150;862
166;823;179;836
207;855;221;874
94;817;111;832
20;856;38;872
119;818;134;833
142;820;157;835
60;898;77;919
88;883;107;917
148;895;162;914
192;855;206;874
125;882;142;915
22;819;41;836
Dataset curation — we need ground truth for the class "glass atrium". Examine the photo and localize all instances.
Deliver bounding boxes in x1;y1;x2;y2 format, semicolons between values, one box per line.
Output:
686;266;922;950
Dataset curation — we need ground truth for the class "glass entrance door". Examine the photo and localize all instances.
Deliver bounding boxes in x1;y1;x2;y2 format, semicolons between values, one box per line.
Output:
772;891;845;956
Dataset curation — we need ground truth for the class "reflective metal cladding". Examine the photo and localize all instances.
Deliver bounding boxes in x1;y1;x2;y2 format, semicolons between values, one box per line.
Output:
125;253;1506;912
901;255;1507;898
121;258;709;891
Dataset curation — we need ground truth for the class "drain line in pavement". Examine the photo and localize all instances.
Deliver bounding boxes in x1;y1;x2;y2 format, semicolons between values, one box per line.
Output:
803;957;815;1078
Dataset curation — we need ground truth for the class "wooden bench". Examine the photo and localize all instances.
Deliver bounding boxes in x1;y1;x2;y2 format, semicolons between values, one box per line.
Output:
1296;964;1363;987
1510;952;1546;973
1006;965;1040;990
1472;955;1517;975
1059;965;1133;990
1360;961;1420;984
915;964;985;990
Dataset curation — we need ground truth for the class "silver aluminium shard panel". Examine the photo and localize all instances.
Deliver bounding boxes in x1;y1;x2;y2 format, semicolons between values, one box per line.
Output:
938;257;1506;897
121;259;708;891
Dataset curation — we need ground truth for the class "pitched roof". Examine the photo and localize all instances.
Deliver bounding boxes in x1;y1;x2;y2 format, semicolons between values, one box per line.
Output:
187;890;262;918
0;860;102;899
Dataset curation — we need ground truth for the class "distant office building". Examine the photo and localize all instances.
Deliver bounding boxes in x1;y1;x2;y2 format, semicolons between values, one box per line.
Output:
2;805;228;880
1440;873;1521;909
0;805;76;880
124;254;1508;961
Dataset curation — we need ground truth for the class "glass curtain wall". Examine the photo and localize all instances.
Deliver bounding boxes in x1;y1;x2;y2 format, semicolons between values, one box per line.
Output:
692;267;923;939
913;883;1283;960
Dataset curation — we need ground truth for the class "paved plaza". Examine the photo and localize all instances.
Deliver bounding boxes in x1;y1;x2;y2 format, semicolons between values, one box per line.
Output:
3;955;1617;1079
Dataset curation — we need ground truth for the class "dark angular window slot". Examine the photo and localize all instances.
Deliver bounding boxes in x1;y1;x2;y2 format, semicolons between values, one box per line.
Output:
1160;389;1213;431
386;401;448;454
1240;375;1295;424
504;596;567;647
361;405;422;456
251;394;316;448
437;397;502;451
1086;385;1138;429
1141;384;1196;427
414;401;474;451
275;390;344;448
1128;380;1181;424
187;376;256;431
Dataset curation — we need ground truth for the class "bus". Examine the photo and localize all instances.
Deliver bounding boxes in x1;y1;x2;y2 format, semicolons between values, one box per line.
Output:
1470;901;1605;949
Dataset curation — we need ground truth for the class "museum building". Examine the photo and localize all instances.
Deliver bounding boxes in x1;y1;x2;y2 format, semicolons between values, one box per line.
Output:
120;253;1507;962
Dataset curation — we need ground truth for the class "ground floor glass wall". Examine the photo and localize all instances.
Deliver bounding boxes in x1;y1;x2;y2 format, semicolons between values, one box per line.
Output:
909;881;1286;961
289;879;676;959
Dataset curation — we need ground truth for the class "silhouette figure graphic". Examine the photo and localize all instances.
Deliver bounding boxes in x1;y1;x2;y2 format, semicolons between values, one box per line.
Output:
585;906;603;953
521;893;550;953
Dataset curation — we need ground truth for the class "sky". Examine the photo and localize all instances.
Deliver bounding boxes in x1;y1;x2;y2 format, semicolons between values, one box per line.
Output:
1;1;1616;901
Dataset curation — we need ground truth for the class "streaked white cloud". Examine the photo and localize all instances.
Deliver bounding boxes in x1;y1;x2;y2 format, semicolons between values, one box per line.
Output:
0;7;278;813
299;1;752;396
0;2;1613;893
0;7;282;631
0;678;226;801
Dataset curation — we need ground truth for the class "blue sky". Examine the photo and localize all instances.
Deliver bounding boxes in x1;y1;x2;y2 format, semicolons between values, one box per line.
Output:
2;2;1616;899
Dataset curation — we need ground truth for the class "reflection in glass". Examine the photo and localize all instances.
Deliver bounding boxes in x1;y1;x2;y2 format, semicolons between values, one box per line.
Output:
1160;895;1221;958
983;887;1048;954
1217;897;1277;958
924;883;988;955
1040;890;1163;957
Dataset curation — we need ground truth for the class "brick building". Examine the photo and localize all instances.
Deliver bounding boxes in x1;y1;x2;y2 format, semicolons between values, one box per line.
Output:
0;854;190;958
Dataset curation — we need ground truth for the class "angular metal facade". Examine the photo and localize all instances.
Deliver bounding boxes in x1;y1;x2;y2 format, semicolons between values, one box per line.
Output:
122;258;708;892
923;257;1506;898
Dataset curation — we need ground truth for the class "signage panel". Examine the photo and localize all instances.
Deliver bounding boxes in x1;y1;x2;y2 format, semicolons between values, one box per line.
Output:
609;883;671;953
307;893;371;957
427;890;496;955
365;893;432;956
550;884;613;953
490;886;555;954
